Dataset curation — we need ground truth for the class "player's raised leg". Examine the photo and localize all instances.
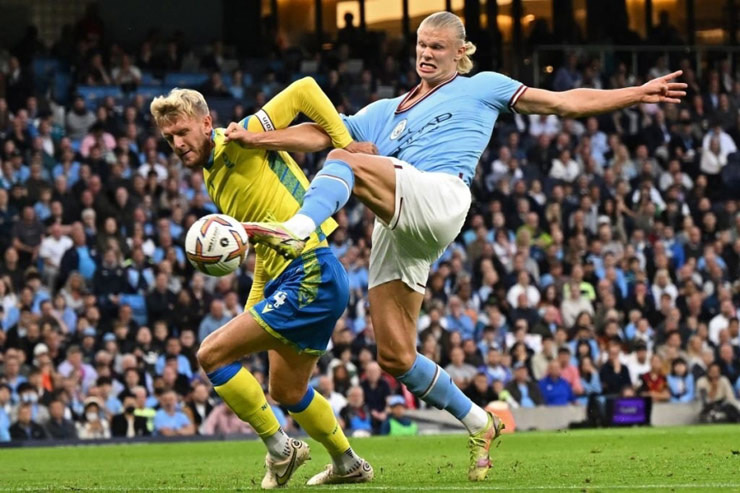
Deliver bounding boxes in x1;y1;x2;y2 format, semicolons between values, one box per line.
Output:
197;314;310;489
268;349;374;485
244;149;396;258
368;280;503;482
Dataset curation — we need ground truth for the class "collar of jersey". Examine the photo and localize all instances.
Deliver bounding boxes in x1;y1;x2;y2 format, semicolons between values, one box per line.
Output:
395;72;458;114
205;129;216;170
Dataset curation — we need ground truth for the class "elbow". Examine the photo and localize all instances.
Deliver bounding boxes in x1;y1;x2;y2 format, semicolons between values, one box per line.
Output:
295;76;320;91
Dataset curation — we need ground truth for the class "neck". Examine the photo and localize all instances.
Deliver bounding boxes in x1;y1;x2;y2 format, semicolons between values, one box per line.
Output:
418;71;456;93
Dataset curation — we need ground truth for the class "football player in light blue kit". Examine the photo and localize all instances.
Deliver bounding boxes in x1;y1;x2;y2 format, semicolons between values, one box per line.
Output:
231;11;686;482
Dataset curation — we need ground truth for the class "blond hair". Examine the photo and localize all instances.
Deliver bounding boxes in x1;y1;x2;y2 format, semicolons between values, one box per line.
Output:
418;11;477;75
150;88;209;127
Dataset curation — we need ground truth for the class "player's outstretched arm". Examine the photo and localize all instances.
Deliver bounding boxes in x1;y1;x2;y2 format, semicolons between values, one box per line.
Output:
225;122;377;154
225;77;361;152
514;70;687;118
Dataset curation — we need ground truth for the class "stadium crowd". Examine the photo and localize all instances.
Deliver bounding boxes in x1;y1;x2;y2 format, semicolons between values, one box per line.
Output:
1;9;740;443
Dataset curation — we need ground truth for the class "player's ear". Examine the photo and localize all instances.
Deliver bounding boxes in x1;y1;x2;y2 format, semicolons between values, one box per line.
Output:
202;113;213;135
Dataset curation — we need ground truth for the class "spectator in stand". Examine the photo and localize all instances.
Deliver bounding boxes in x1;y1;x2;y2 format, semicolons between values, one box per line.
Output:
667;358;695;403
639;355;670;402
44;399;78;439
380;395;418;436
600;337;633;396
202;402;253;436
504;361;544;408
696;363;740;422
445;295;475;340
360;362;391;434
153;390;194;437
464;372;498;408
10;402;47;441
77;399;110;439
65;95;96;142
557;346;583;395
0;384;13;442
184;382;214;434
317;376;348;417
339;386;373;437
12;206;44;270
539;360;575;406
111;395;150;437
445;347;478;392
626;341;652;386
197;299;231;343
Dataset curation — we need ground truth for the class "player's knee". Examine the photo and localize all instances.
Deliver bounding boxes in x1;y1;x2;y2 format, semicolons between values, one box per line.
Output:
268;381;304;407
196;338;221;373
326;148;352;164
377;349;416;377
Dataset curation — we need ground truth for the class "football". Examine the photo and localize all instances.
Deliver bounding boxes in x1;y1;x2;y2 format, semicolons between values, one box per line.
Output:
185;214;249;276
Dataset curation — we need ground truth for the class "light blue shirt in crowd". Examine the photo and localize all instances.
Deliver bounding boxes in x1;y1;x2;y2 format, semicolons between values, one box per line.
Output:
155;354;193;379
153;409;191;434
77;246;96;280
0;408;10;442
518;383;536;408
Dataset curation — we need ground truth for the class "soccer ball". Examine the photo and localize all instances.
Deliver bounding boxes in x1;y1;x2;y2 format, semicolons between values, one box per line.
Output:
185;214;249;276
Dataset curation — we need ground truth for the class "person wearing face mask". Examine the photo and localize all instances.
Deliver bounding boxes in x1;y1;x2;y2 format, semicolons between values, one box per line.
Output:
76;399;110;439
111;395;150;438
13;382;49;424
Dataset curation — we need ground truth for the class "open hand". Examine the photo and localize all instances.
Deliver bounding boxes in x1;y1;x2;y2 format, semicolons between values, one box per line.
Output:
344;141;379;155
640;70;687;104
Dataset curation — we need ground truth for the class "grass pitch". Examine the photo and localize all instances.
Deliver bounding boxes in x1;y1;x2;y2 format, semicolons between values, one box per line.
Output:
1;425;739;492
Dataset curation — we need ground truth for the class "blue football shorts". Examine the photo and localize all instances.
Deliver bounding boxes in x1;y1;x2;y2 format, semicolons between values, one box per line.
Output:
249;247;349;355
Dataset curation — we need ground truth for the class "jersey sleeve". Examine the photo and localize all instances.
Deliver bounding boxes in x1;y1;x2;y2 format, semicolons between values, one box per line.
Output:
472;71;528;114
245;254;267;310
340;98;387;143
241;77;353;149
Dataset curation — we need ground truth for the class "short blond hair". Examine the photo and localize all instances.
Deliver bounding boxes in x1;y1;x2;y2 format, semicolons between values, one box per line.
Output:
150;88;209;127
419;11;477;75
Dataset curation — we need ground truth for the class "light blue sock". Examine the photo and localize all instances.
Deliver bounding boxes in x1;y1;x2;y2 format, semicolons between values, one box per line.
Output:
298;159;354;227
397;353;473;420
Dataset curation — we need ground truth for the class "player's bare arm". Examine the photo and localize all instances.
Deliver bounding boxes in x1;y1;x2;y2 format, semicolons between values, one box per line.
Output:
224;121;377;154
514;70;687;118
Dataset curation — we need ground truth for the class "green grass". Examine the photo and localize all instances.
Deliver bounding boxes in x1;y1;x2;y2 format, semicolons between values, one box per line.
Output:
1;425;739;492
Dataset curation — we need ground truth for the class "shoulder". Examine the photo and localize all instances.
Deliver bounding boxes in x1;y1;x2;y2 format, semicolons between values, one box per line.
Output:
350;97;398;118
470;71;518;85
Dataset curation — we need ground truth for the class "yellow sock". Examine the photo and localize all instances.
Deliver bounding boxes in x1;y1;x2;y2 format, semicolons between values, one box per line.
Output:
289;388;350;458
213;367;280;439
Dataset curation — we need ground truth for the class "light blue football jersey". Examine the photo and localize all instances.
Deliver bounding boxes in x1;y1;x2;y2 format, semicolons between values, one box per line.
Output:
341;72;526;185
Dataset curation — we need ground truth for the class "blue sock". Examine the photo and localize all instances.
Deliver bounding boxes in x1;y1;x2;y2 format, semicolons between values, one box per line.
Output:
284;386;315;413
397;354;473;420
298;159;354;226
206;362;241;386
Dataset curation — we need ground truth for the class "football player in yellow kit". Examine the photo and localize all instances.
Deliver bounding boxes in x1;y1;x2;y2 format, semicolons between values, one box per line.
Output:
150;78;375;488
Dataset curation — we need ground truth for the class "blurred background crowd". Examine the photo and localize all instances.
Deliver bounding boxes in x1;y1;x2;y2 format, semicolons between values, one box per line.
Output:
1;3;740;443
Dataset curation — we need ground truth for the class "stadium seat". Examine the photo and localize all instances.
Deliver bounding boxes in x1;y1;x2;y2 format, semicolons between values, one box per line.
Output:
77;85;124;106
163;72;209;88
136;85;166;101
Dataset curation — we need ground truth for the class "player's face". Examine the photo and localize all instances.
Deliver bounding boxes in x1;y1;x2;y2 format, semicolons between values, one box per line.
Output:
159;114;213;169
416;26;465;84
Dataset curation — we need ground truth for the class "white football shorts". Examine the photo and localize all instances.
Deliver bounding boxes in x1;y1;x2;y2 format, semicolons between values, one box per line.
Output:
369;158;471;294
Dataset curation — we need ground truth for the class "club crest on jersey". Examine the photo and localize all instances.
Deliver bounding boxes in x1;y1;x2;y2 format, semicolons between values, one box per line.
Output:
390;119;407;140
